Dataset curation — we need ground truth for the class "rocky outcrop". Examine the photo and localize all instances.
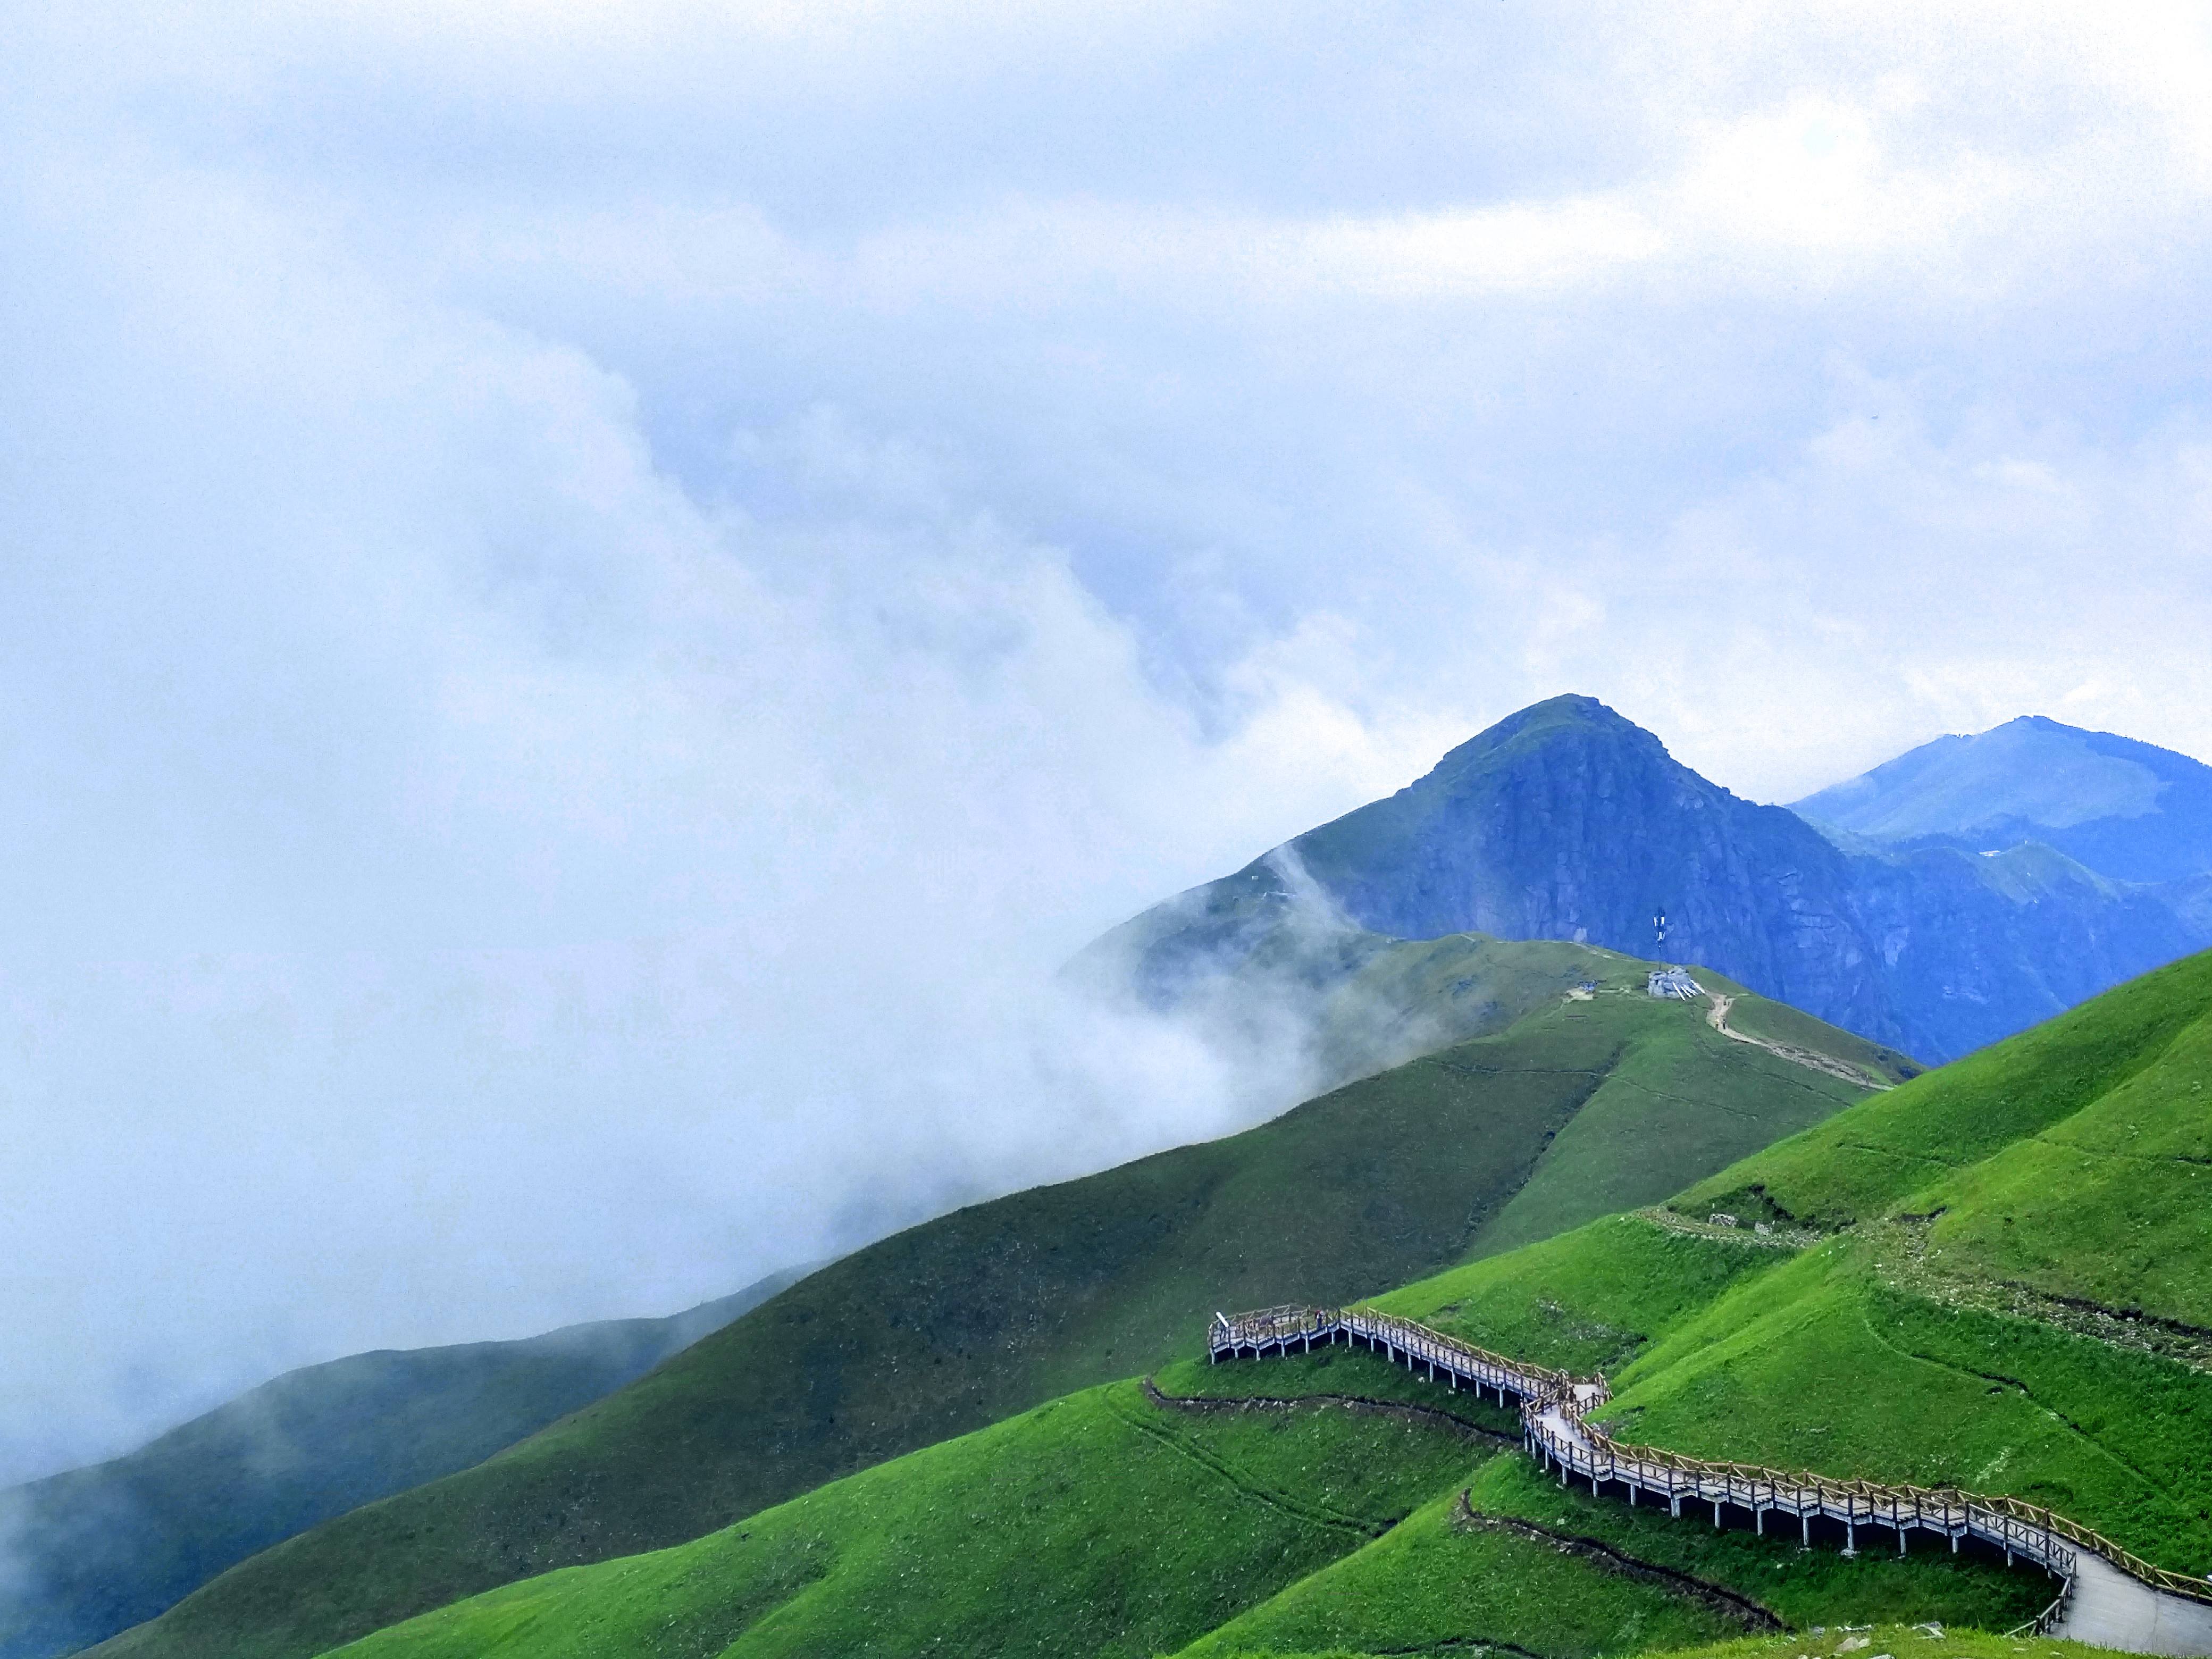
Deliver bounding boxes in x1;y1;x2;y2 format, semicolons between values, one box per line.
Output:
1095;697;2208;1064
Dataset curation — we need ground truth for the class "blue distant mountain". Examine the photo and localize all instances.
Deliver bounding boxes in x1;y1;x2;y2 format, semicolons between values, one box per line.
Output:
1086;697;2212;1066
1790;714;2212;885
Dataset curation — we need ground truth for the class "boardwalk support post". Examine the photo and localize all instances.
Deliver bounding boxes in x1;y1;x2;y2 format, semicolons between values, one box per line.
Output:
1206;1302;2212;1623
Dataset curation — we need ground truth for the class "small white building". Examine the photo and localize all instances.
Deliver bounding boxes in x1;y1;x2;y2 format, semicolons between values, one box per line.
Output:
1647;967;1703;1001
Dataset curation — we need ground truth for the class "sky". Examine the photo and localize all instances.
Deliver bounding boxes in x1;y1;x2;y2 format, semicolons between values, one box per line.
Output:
5;0;2212;1482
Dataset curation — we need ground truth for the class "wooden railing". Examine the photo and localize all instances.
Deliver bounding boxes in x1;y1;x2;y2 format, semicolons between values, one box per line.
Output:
1209;1305;2212;1611
1211;1304;1576;1401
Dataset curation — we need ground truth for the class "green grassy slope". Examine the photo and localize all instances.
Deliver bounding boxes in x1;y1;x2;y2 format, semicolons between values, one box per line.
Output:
1714;993;1923;1083
1461;971;1906;1258
1395;953;2212;1561
1676;948;2212;1234
1577;971;2212;1573
1073;903;1612;1095
1171;1485;1738;1659
307;1308;2046;1659
267;951;2212;1659
318;1373;1488;1659
1176;1452;2044;1659
0;1271;800;1659
93;949;1894;1659
1170;956;2212;1654
1203;1623;2119;1659
1379;1210;1794;1373
1655;1627;2122;1659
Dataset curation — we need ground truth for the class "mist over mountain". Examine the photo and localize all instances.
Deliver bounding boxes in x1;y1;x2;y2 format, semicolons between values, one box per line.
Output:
1092;696;2212;1064
1792;714;2212;885
76;942;1907;1659
0;1271;798;1659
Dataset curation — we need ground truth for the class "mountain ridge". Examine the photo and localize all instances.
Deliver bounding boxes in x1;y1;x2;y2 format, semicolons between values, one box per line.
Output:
0;1271;802;1659
1093;694;2209;1063
1791;713;2212;884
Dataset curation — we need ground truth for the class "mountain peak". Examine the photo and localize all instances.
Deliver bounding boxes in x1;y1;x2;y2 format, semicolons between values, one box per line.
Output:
1791;715;2212;882
1098;701;2211;1070
1482;692;1641;736
1425;694;1670;789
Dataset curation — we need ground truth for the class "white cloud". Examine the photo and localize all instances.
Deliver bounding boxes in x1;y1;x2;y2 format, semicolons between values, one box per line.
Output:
7;0;2212;1477
0;127;1431;1476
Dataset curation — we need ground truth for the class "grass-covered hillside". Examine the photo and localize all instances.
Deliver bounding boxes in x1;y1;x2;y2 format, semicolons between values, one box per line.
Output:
1202;1625;2123;1659
1319;947;2212;1620
1598;949;2212;1570
0;1272;801;1659
304;1229;2049;1659
306;948;2212;1659
317;1365;1493;1659
92;945;1898;1659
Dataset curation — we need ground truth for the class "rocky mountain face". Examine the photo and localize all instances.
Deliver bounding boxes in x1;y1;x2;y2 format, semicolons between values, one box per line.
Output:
1791;713;2212;885
1091;697;2209;1065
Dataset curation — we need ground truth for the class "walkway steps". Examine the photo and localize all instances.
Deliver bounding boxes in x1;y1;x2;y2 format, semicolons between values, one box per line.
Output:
1209;1304;2212;1654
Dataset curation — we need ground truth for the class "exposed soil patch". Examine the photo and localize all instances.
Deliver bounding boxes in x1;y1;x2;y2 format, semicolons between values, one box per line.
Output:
1449;1489;1783;1630
1707;994;1891;1091
1636;1207;1820;1250
1875;1218;2212;1373
1143;1377;1519;1444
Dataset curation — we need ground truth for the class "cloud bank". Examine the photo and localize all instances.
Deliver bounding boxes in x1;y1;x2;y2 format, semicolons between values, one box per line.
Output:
5;0;2212;1476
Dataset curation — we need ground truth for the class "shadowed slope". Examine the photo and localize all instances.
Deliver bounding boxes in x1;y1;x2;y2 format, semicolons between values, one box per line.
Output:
1093;696;2207;1063
1795;715;2212;884
0;1273;800;1659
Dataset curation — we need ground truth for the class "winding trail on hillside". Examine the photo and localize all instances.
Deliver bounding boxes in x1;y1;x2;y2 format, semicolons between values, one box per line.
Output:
1210;1305;2212;1656
1704;994;1893;1091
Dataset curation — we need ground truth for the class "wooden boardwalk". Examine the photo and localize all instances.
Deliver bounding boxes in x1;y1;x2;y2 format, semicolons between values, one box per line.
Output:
1209;1305;2212;1651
